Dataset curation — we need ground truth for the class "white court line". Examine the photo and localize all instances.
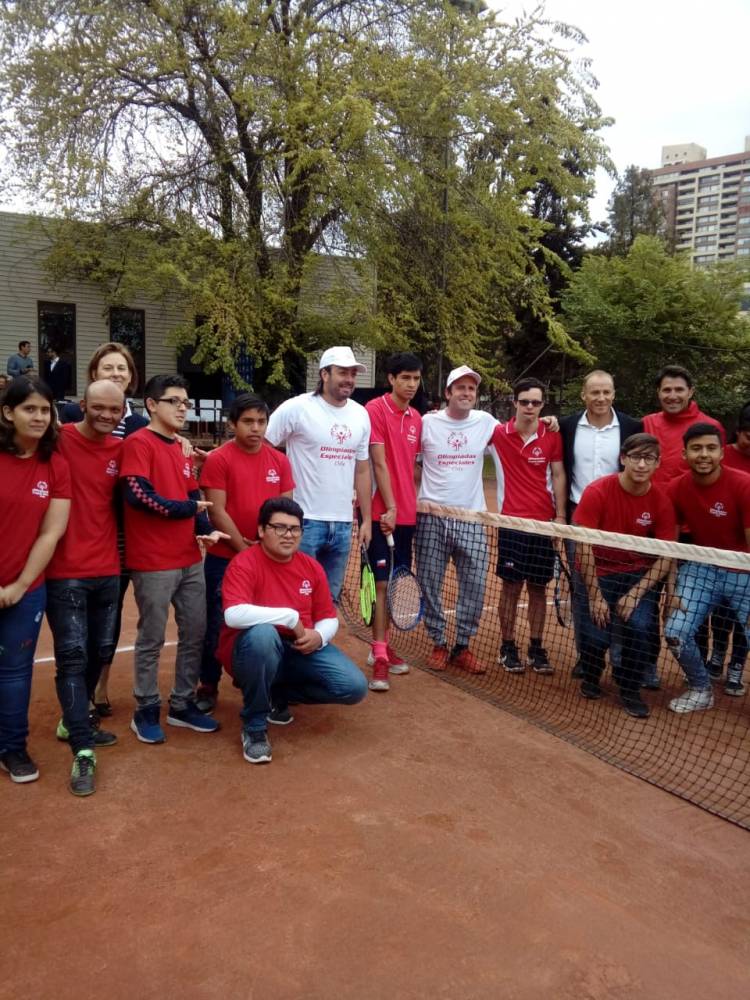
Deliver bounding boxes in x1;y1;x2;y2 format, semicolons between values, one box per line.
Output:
34;640;177;665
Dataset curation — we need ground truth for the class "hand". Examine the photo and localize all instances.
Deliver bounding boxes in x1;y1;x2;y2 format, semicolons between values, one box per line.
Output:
0;581;27;608
662;591;685;623
196;500;213;514
615;592;635;623
176;434;193;459
192;447;209;469
541;415;560;433
380;508;397;534
196;530;230;557
358;519;372;549
589;591;610;629
293;628;323;654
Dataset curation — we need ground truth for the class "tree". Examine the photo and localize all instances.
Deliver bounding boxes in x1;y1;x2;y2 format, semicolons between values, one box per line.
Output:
604;165;667;256
561;236;750;417
0;1;610;391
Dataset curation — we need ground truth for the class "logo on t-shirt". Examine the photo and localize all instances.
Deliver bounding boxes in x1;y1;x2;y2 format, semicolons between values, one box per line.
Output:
528;445;546;466
266;468;281;484
636;511;653;528
32;480;49;499
106;459;119;477
710;501;728;518
407;424;418;444
330;423;352;445
182;461;192;479
299;578;313;596
448;431;468;451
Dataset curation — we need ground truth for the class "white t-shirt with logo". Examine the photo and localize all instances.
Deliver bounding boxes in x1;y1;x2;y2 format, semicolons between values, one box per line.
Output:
418;409;498;511
266;392;371;522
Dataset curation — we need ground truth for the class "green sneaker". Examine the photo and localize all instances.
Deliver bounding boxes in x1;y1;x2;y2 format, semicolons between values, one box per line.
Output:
56;715;117;748
70;750;96;797
56;718;69;741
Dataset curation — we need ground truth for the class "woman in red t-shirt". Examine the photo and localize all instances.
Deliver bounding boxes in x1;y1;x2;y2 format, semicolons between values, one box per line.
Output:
0;376;71;784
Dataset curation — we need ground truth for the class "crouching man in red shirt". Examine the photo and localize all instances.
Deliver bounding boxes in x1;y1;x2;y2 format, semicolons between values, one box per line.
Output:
217;497;368;764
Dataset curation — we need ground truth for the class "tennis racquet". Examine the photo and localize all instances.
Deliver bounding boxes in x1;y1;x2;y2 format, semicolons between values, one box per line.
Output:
553;550;573;628
385;533;424;631
359;544;376;626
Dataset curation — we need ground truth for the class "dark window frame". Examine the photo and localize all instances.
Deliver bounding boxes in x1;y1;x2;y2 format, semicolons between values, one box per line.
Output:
109;306;146;394
37;300;76;397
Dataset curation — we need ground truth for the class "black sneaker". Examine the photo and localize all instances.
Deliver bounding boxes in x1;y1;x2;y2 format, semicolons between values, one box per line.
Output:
241;729;272;764
0;749;40;784
621;693;650;719
707;655;724;682
89;711;118;747
70;750;96;796
571;660;584;679
580;680;603;700
528;644;554;675
267;706;294;726
724;664;746;697
499;641;524;673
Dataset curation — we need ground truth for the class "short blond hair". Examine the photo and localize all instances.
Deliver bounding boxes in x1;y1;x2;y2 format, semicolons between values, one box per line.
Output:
582;369;614;390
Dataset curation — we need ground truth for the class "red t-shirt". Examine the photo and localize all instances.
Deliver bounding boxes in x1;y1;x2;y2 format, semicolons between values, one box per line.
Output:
0;449;72;590
668;467;750;551
491;419;563;519
722;445;750;475
642;402;724;487
217;546;336;672
48;424;122;579
120;428;201;571
574;473;677;576
365;394;422;524
200;441;295;560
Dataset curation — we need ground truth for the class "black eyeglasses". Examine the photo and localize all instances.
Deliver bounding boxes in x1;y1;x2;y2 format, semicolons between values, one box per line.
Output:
265;522;303;537
158;397;193;410
516;398;544;408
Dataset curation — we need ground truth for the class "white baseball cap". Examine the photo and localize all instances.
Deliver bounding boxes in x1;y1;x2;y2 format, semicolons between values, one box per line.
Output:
446;364;481;388
318;346;367;373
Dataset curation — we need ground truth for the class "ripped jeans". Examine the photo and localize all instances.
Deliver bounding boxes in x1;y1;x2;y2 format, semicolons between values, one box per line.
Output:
46;576;119;754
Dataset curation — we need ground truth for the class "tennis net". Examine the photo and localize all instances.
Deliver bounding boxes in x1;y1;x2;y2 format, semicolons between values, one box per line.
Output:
340;502;750;831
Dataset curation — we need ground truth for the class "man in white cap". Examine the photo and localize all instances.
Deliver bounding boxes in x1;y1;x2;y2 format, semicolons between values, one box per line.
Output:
266;346;371;603
416;364;498;674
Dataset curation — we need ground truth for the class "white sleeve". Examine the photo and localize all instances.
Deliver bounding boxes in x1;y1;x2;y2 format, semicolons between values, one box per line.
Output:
313;616;339;647
355;408;371;461
224;604;300;630
265;396;300;447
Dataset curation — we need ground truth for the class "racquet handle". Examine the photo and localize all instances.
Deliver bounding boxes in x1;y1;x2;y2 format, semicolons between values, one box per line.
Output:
385;533;395;548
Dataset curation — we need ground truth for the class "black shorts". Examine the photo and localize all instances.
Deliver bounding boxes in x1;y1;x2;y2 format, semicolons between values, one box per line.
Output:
496;528;555;586
368;522;416;582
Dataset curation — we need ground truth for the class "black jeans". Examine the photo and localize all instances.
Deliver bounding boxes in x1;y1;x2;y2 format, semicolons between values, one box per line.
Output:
46;576;119;753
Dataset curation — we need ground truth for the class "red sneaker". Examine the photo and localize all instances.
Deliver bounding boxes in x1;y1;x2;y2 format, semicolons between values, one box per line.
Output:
368;657;390;692
385;645;410;675
428;645;450;671
451;648;487;675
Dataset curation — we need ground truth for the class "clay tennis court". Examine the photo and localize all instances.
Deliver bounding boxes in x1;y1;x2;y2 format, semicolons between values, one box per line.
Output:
3;588;750;1000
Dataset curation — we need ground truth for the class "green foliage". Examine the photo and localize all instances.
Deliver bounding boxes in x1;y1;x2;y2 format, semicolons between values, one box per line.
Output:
603;165;668;256
561;236;750;417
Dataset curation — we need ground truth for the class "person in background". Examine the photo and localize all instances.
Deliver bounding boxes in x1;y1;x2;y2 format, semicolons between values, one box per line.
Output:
0;373;11;395
217;497;367;764
723;401;750;474
195;393;294;716
6;341;35;378
365;352;422;692
46;381;124;796
43;346;72;401
0;376;71;784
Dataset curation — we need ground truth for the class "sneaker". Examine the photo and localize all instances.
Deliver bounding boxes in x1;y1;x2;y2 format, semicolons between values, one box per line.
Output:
451;647;487;675
668;688;714;714
94;699;113;718
0;749;40;784
57;716;118;748
130;705;166;744
499;641;524;673
195;684;218;714
580;680;603;700
621;693;650;719
724;664;746;697
167;702;221;733
70;749;96;797
528;644;554;675
241;729;272;764
366;647;410;675
267;705;295;725
707;654;724;682
427;645;450;672
571;660;584;680
641;668;661;691
368;657;390;692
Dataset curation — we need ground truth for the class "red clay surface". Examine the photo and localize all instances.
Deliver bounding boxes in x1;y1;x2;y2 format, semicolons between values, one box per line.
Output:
3;594;750;1000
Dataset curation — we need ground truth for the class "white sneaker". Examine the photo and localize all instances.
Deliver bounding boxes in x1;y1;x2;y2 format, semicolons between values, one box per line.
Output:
669;688;714;714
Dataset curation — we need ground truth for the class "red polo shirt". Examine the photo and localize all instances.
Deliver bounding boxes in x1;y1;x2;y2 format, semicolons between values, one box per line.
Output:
366;394;422;525
491;418;562;519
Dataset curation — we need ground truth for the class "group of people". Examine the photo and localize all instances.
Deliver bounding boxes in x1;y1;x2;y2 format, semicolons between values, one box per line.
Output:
0;341;748;796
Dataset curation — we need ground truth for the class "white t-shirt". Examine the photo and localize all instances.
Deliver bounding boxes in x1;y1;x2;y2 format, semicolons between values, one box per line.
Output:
418;409;498;511
266;392;371;522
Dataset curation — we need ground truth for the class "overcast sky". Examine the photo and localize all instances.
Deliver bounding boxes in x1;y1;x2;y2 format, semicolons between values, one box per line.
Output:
496;0;750;223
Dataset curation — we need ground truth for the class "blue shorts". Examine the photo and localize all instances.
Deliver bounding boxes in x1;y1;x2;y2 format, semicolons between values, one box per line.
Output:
368;523;416;582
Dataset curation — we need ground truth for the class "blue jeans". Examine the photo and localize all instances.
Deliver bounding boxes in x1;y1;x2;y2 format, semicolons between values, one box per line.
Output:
298;519;352;603
231;624;368;732
46;576;119;754
199;553;230;690
0;585;46;754
665;563;750;689
576;571;659;694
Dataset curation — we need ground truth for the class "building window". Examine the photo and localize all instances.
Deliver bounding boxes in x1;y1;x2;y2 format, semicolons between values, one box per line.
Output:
109;307;146;394
37;301;76;397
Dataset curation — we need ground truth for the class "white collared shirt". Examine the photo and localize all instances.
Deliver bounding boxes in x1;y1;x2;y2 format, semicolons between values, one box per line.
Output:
570;410;620;503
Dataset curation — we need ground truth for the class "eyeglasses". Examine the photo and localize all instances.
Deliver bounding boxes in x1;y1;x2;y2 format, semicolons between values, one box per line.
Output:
265;522;303;538
158;397;193;410
516;398;544;408
624;453;659;465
